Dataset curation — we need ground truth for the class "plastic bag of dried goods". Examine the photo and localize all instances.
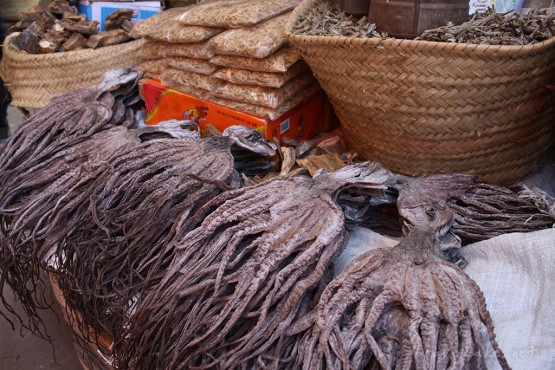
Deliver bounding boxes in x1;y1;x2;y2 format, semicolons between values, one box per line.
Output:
165;56;220;75
133;8;222;43
178;0;300;28
212;61;309;88
138;41;164;60
164;83;213;101
138;40;214;61
210;82;322;120
131;8;185;38
207;13;290;59
161;68;224;92
136;60;168;80
150;22;223;43
211;73;316;109
338;226;555;370
210;46;301;73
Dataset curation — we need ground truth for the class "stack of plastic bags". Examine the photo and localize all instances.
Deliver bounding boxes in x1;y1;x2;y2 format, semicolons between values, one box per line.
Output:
134;0;321;120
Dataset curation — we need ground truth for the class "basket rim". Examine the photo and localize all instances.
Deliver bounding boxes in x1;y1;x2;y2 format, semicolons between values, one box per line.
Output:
2;32;146;61
285;0;555;57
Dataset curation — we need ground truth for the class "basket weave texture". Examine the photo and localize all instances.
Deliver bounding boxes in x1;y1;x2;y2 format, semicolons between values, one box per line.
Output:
286;0;555;184
0;33;146;109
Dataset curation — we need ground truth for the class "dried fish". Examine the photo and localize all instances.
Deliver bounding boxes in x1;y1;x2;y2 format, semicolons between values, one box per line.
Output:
222;125;277;179
85;28;131;48
147;19;224;43
62;31;87;51
293;1;555;45
164;56;220;75
130;7;186;38
104;9;134;32
291;1;387;38
419;7;555;45
9;0;138;53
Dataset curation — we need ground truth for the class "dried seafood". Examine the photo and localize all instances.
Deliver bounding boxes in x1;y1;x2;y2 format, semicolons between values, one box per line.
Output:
161;68;224;92
165;56;220;75
136;59;168;80
138;40;214;60
0;68;143;335
209;46;301;73
116;162;391;369
284;224;511;370
292;1;555;45
130;5;224;43
130;7;186;38
178;0;300;28
291;1;386;38
51;129;240;342
419;7;555;45
207;12;291;58
392;174;475;226
212;60;310;88
447;183;555;243
209;81;321;121
9;0;136;53
223;125;278;179
211;73;317;109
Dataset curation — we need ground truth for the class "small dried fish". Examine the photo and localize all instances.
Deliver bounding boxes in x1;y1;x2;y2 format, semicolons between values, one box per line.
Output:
293;1;555;45
419;7;555;45
291;2;387;38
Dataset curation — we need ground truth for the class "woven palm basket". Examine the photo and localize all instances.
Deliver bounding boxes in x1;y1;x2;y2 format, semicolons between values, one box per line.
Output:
286;0;555;184
0;33;146;109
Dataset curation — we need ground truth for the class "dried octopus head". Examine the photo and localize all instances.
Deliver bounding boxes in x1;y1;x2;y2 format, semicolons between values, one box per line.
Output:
284;225;511;370
116;162;391;369
223;125;278;180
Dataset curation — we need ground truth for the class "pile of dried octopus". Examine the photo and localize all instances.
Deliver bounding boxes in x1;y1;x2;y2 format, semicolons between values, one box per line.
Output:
1;68;553;369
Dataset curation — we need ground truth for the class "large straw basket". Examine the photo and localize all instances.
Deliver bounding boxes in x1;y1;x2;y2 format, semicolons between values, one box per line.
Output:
0;33;146;109
286;0;555;184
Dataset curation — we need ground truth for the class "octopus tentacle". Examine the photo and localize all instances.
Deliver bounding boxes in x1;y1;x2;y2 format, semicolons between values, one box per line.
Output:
363;285;402;369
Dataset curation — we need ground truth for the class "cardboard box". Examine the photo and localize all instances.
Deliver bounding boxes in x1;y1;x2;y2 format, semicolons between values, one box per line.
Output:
141;79;324;142
71;1;163;31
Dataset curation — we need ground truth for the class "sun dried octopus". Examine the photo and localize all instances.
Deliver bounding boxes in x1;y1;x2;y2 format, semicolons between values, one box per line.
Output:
115;162;391;369
49;128;241;343
446;182;555;244
284;223;511;370
0;68;142;335
222;125;278;180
